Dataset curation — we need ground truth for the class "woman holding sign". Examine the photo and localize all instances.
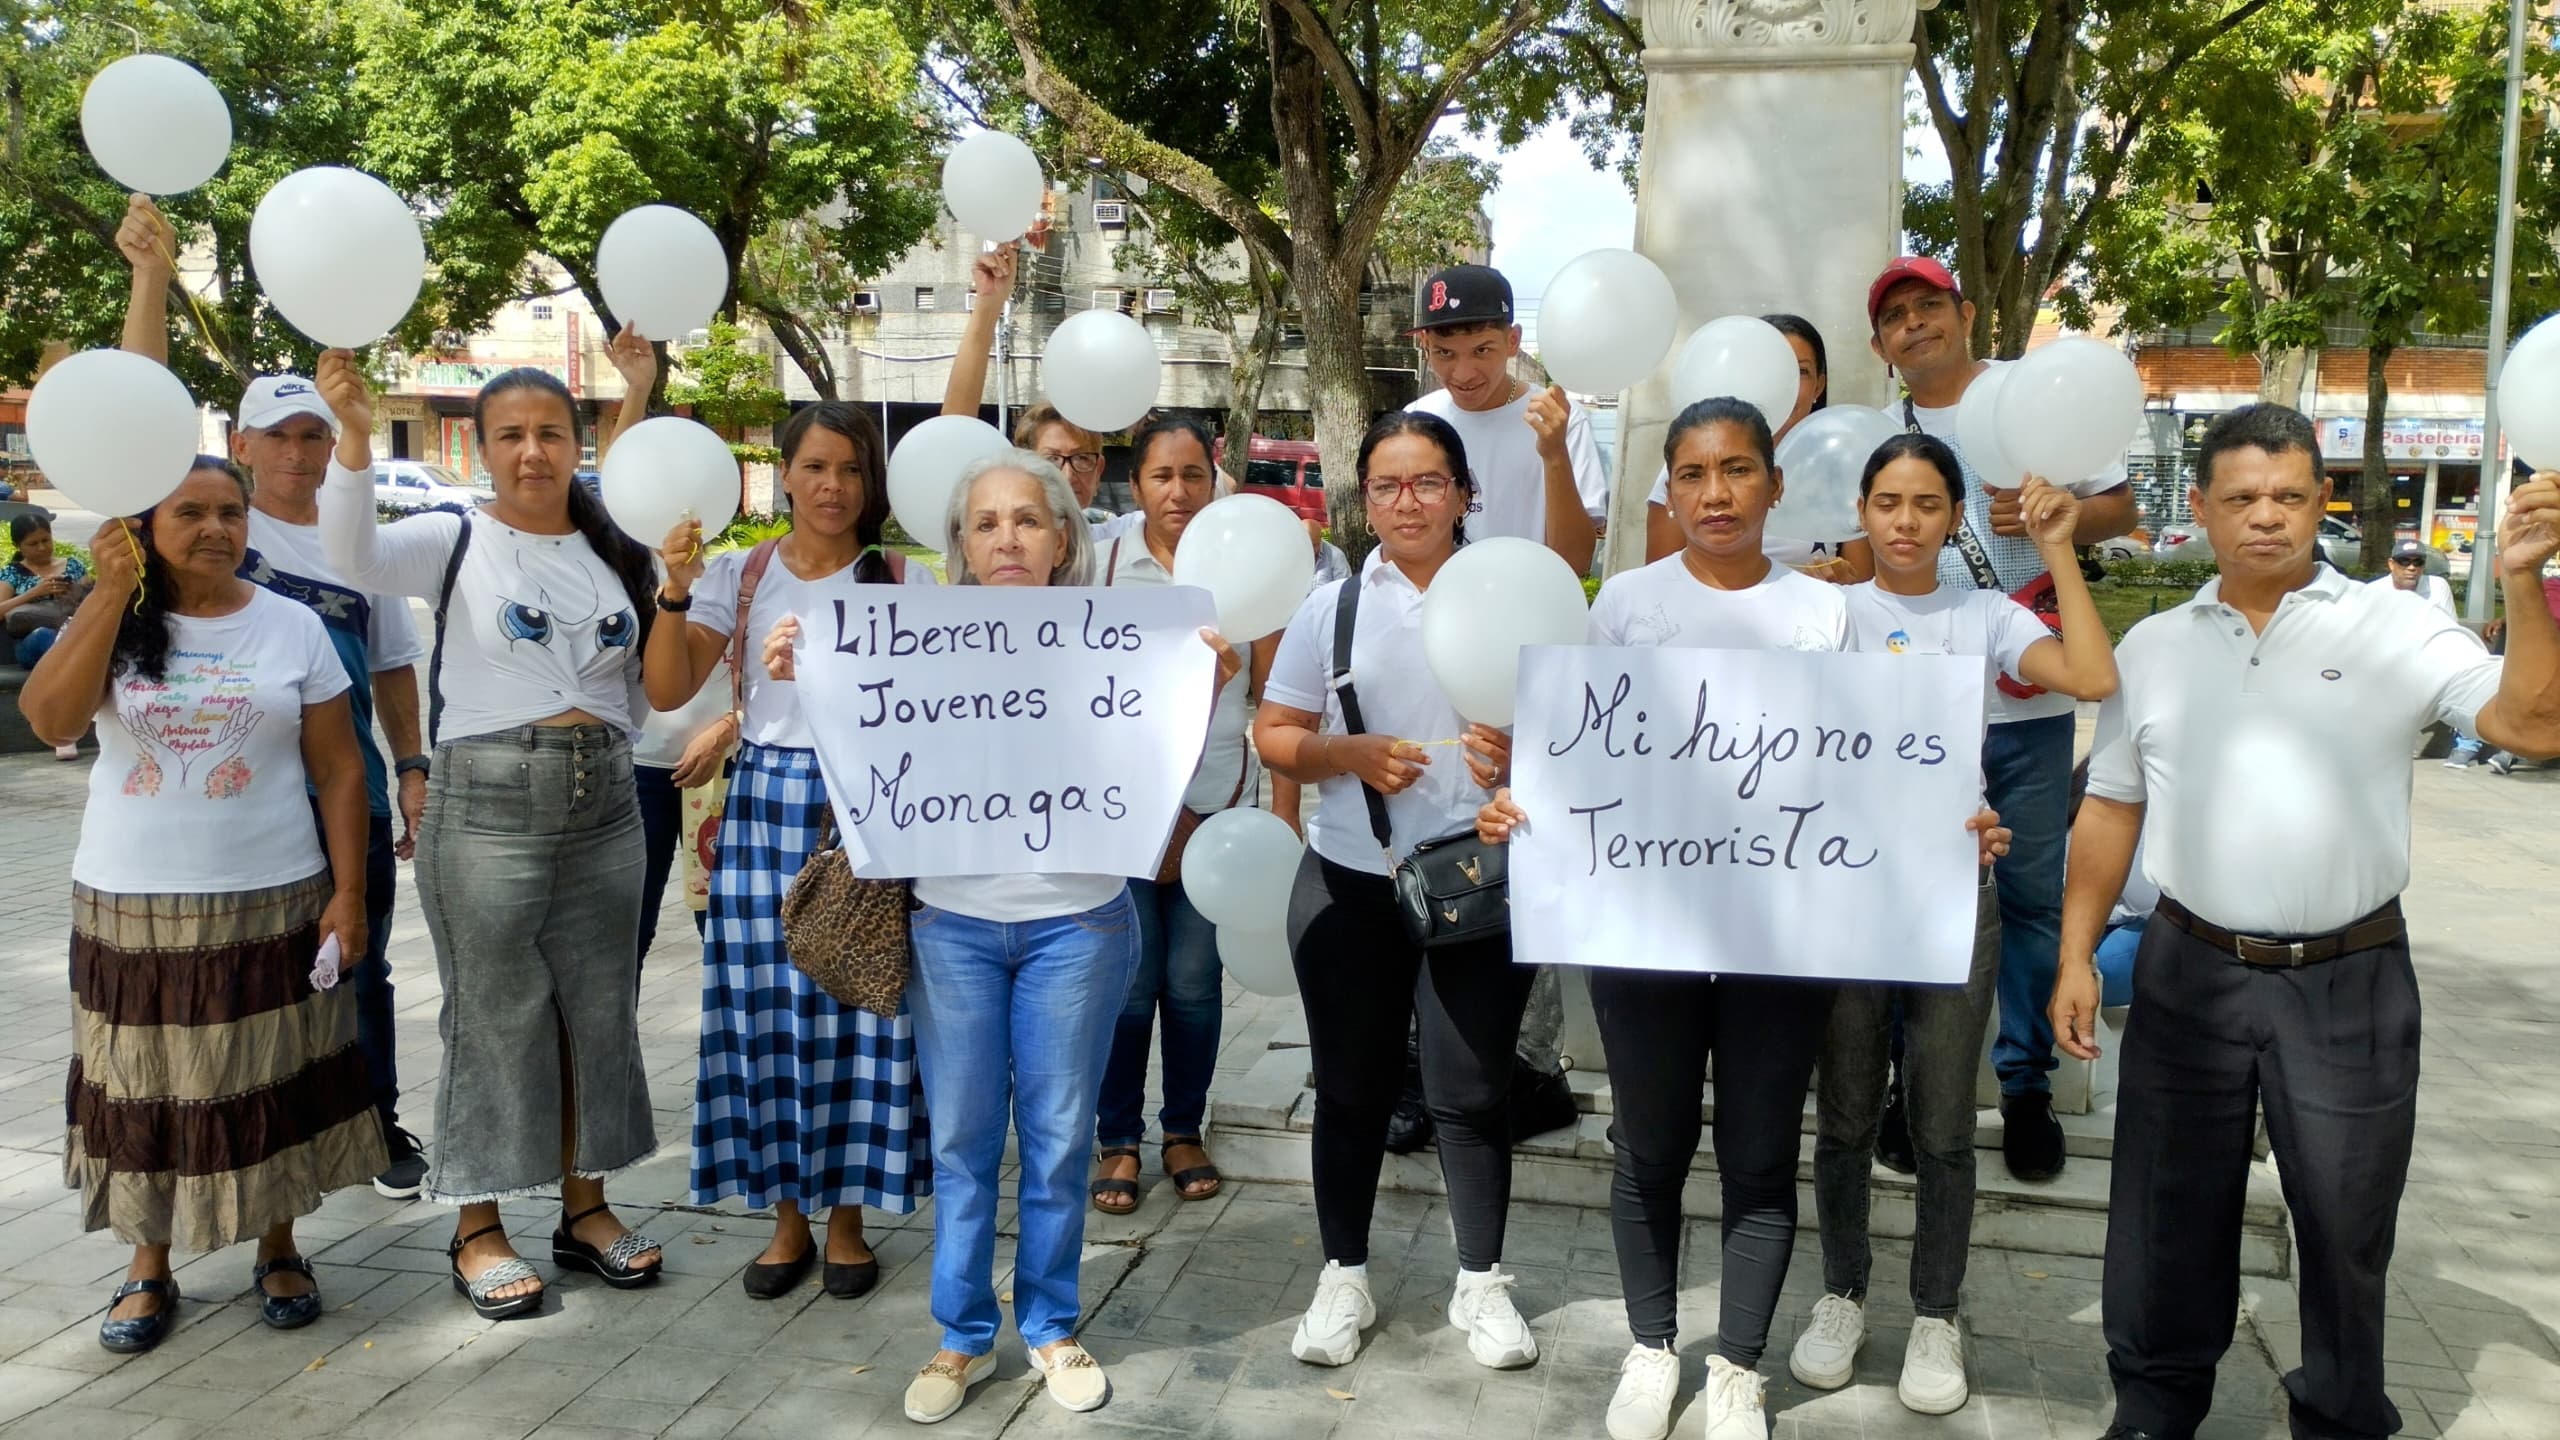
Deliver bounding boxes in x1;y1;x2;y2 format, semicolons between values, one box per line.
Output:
1252;411;1538;1376
1474;399;2010;1440
319;362;664;1320
643;401;935;1302
1788;434;2116;1413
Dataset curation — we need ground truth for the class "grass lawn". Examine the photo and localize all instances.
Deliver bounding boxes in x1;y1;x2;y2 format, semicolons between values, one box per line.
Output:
2093;579;2202;641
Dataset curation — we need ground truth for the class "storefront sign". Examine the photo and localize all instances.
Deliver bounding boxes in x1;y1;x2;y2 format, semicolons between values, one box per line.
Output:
412;360;570;395
2319;417;2484;462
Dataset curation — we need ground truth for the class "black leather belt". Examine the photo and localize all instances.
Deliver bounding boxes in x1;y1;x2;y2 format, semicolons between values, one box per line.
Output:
2156;895;2405;968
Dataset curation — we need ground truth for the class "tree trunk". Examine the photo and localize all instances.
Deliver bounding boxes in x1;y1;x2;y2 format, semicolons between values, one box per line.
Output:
757;304;841;401
1224;289;1282;484
2258;344;2315;408
2355;341;2395;577
1296;257;1376;560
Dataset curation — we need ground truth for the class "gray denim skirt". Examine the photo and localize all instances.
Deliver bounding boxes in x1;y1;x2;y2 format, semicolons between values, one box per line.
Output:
414;725;656;1202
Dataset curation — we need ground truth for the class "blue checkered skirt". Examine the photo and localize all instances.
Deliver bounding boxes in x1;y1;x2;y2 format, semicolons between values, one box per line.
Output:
689;742;927;1213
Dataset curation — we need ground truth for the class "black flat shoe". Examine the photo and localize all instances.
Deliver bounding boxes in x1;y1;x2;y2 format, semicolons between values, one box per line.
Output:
253;1255;323;1330
2002;1091;2066;1182
823;1256;880;1299
742;1241;815;1300
550;1203;662;1289
98;1276;179;1354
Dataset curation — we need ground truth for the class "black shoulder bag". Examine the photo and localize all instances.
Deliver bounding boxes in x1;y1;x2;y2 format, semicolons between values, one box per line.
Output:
1331;574;1510;949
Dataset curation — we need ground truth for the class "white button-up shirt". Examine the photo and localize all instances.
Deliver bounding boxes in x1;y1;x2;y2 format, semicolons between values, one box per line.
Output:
1103;528;1259;815
2086;564;2501;935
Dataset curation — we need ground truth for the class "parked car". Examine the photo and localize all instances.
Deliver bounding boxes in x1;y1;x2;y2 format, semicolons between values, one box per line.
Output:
373;460;488;513
1213;437;1326;523
2150;522;2206;557
2318;514;2363;571
2094;535;2144;562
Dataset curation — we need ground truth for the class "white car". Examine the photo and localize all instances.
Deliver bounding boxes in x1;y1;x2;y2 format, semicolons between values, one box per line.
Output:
374;461;488;513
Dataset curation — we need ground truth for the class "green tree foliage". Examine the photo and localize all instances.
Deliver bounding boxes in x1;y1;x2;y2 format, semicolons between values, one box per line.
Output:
668;318;789;442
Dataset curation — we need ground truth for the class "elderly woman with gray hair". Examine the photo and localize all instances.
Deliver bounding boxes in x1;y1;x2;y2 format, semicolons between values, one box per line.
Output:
767;448;1237;1425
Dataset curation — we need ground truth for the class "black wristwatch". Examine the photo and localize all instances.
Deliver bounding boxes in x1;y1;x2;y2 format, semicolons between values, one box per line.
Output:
658;588;693;612
395;755;430;780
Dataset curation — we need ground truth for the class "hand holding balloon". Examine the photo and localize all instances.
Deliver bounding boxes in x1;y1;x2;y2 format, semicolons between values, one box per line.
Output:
1525;385;1570;464
89;520;144;599
1336;734;1430;795
970;245;1018;305
2497;473;2560;576
608;325;657;397
2016;477;2081;555
660;517;706;593
116;194;175;281
316;350;374;437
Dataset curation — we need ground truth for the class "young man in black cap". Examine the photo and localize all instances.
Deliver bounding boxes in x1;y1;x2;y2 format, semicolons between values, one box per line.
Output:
1407;264;1608;574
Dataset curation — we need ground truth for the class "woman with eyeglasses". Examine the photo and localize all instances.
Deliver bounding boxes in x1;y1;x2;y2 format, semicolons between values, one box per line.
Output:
1252;410;1535;1376
940;239;1135;542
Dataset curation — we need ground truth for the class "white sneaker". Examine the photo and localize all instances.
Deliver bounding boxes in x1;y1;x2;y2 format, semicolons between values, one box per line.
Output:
1291;1260;1375;1366
1604;1343;1682;1440
1897;1315;1969;1414
1699;1355;1766;1440
1786;1293;1865;1389
1447;1265;1537;1369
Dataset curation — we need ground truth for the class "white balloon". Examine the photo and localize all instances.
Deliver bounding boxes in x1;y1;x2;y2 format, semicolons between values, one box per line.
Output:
1042;310;1162;433
1671;315;1799;428
888;415;1008;552
81;55;232;195
941;131;1046;240
1179;808;1303;931
1215;924;1297;998
1992;338;2143;485
600;417;740;546
2502;313;2560;470
1171;494;1315;643
1418;537;1591;728
249;167;425;348
1769;406;1902;544
1535;249;1678;396
26;350;200;517
597;205;728;343
1954;362;2024;490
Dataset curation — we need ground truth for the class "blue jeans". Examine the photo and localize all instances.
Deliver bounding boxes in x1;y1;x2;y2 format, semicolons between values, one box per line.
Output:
632;763;704;968
2095;917;2143;1008
1095;878;1222;1148
1984;712;2074;1096
312;801;402;1133
14;627;58;669
909;891;1140;1355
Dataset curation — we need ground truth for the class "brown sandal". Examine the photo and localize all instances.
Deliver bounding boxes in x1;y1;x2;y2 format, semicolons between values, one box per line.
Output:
1090;1145;1142;1214
1162;1135;1222;1201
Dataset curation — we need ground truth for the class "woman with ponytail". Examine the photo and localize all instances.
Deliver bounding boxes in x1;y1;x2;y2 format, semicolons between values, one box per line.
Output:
318;349;664;1321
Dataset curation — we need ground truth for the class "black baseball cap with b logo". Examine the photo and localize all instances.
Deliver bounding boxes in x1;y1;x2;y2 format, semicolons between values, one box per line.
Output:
1410;264;1515;334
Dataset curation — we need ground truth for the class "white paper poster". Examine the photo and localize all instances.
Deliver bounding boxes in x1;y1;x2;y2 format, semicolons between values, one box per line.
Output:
1507;645;1986;983
796;584;1219;879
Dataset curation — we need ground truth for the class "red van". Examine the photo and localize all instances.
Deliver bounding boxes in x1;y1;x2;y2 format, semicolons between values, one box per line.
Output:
1215;437;1327;523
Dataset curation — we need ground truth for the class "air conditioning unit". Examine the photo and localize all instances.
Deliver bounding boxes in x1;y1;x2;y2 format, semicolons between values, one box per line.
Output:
1143;288;1179;314
1090;289;1127;313
1092;200;1128;228
852;289;880;313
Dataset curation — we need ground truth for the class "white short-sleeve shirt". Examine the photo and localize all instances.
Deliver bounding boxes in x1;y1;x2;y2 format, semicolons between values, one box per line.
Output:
1409;385;1609;547
1102;531;1259;814
2085;564;2501;934
1646;464;1858;569
1264;550;1486;875
2366;571;2457;619
1588;554;1851;654
684;546;936;750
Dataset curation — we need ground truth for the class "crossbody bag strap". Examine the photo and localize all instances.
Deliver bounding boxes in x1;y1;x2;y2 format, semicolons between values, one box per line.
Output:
426;515;474;748
1328;576;1394;853
1905;394;2007;592
726;538;784;724
1103;535;1122;587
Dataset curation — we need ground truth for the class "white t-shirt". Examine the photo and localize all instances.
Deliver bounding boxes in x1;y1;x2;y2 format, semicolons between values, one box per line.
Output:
911;870;1130;925
1843;582;2051;697
245;511;425;673
2367;571;2457;618
632;655;731;770
1102;530;1259;814
75;588;352;894
1264;550;1494;875
318;460;647;740
1409;384;1609;548
1909;358;2129;724
1645;466;1855;568
685;547;937;751
1588;554;1851;654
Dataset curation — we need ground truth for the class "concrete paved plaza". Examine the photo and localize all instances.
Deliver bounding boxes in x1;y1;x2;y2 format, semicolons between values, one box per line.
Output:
0;750;2548;1439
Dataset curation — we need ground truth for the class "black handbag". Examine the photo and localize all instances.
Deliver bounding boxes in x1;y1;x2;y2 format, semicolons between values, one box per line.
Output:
1330;570;1511;949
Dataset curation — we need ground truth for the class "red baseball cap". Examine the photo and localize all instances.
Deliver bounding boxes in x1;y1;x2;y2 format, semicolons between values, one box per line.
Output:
1867;256;1960;328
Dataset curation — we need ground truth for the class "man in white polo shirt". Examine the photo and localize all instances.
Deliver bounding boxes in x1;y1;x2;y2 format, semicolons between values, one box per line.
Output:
2050;404;2560;1440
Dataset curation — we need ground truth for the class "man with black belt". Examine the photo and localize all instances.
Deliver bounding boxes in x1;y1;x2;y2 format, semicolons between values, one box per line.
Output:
2050;403;2560;1440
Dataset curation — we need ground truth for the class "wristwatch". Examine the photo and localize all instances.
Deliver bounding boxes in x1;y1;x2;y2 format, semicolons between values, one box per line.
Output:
395;755;430;780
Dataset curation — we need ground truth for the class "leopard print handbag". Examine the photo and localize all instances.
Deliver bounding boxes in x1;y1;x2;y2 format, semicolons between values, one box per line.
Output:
778;808;912;1018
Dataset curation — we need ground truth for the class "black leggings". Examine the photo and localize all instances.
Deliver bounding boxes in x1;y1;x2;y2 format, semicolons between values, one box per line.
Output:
1288;852;1533;1269
1588;967;1834;1366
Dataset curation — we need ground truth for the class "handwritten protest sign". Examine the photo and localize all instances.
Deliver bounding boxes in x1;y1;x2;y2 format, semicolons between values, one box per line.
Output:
1508;645;1985;984
796;584;1219;879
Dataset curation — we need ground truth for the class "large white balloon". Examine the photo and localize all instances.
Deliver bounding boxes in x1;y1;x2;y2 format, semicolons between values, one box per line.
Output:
249;167;426;348
26;350;200;517
1954;362;2024;490
81;55;232;195
1671;315;1799;428
1418;536;1591;728
1171;494;1314;643
1993;338;2142;484
941;131;1046;240
1042;310;1162;433
1769;406;1901;544
1215;924;1297;998
888;415;1008;551
1535;249;1678;397
2502;312;2560;470
597;205;728;342
600;417;740;545
1179;808;1302;931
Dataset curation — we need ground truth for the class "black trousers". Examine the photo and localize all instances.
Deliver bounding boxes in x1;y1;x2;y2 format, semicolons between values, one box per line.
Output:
1588;967;1834;1365
1288;852;1533;1269
2106;911;2419;1440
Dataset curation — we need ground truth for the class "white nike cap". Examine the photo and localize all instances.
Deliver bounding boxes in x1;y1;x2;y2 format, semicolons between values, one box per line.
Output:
238;375;338;435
